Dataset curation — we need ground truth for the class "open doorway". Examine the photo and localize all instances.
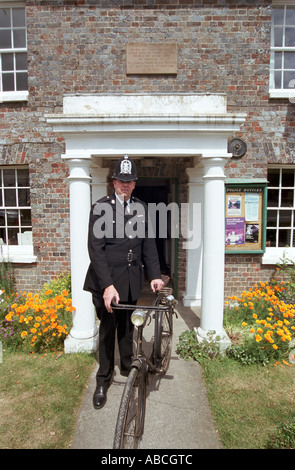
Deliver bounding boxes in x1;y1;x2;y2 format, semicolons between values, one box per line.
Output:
133;177;178;294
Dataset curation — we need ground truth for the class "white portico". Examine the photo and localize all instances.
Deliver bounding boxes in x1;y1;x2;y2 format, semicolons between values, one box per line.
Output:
46;94;246;353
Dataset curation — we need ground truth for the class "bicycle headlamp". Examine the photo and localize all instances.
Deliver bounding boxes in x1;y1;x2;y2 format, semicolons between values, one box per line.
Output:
131;309;147;327
166;294;178;307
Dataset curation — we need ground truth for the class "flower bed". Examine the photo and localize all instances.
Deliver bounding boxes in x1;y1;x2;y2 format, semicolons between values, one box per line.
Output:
0;273;74;353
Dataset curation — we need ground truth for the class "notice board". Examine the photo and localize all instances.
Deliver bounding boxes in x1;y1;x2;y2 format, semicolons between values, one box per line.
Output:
225;181;267;254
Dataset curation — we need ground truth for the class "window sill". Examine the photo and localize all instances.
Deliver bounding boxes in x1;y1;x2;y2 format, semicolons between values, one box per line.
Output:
269;89;295;100
262;247;295;265
0;91;28;104
0;245;37;264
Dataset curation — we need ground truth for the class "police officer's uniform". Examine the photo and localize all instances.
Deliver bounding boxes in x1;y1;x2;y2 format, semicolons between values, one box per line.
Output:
83;155;161;400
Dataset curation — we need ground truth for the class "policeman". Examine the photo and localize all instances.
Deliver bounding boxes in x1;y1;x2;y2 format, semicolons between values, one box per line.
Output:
84;155;164;409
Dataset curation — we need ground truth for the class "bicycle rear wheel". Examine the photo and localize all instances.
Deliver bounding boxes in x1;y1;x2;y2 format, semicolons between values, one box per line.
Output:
113;365;146;449
153;309;173;374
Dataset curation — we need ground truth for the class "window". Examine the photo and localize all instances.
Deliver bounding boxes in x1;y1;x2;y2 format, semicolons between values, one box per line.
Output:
0;4;28;102
0;167;32;245
0;167;35;263
266;167;295;249
270;2;295;98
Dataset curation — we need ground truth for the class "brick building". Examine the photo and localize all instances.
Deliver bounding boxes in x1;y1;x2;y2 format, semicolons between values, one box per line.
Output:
1;0;295;351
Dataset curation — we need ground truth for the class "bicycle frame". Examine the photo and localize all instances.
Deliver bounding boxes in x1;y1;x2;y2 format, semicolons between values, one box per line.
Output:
112;291;176;375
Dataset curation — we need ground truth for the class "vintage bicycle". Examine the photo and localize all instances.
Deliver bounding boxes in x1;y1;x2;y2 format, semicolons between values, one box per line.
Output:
112;279;177;449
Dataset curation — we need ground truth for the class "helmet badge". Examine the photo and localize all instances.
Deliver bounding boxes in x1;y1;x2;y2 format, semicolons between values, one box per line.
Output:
120;154;132;175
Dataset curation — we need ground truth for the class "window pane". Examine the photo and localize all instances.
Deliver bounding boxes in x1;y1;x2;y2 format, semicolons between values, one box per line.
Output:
266;229;277;247
18;188;30;206
282;169;294;187
15;52;27;70
0;210;5;226
17;169;29;187
13;29;26;48
268;189;279;206
275;71;282;88
284;70;295;88
0;29;12;49
16;72;27;91
3;169;15;187
2;53;13;71
268;168;280;187
273;8;284;26
12;8;25;28
7;227;19;245
20;209;31;226
6;209;18;226
281;189;293;207
0;191;2;206
2;72;14;91
0;8;11;28
275;51;282;69
0;227;6;244
284;52;295;70
285;28;295;47
278;229;291;247
274;27;284;47
279;210;292;227
286;6;295;26
267;210;277;227
4;189;16;206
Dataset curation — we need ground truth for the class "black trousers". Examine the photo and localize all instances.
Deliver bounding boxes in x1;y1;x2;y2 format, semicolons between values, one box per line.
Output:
93;294;137;388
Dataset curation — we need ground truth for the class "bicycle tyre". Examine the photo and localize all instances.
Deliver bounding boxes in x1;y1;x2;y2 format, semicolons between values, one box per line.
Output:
153;309;173;374
113;365;146;449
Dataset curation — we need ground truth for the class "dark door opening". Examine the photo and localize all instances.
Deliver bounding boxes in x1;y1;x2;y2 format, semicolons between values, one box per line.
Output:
133;178;178;292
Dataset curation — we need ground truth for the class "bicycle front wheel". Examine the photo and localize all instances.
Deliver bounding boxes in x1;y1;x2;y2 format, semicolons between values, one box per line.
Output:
113;365;146;449
154;309;173;374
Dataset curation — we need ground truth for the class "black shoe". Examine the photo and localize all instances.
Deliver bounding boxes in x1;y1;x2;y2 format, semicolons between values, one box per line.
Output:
93;386;107;410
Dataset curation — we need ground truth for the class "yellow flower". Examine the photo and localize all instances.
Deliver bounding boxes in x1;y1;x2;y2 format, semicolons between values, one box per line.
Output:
30;328;37;334
242;322;248;327
21;331;27;338
255;334;262;342
272;344;278;350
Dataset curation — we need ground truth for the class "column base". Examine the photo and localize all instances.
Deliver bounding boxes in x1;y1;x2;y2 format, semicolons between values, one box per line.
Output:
194;326;231;355
64;330;99;354
183;294;201;307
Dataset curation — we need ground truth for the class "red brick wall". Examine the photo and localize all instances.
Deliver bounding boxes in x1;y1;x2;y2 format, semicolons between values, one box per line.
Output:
2;1;294;298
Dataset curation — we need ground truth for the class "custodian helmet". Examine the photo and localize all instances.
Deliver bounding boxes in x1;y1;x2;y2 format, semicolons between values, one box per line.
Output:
112;154;138;182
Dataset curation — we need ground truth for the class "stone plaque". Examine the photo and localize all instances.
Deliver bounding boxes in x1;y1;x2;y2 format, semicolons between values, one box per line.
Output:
126;43;177;75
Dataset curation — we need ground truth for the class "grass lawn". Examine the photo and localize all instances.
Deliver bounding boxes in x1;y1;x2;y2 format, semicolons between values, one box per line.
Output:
201;357;295;449
0;350;96;449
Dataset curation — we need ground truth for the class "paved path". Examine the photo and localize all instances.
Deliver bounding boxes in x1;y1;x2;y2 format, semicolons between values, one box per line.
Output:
70;300;222;450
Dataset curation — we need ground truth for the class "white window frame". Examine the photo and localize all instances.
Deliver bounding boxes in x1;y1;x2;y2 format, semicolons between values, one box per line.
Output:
270;0;295;99
0;1;28;103
0;166;36;263
262;165;295;265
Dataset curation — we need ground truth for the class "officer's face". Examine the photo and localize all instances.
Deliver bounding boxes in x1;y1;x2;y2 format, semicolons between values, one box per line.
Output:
113;179;136;201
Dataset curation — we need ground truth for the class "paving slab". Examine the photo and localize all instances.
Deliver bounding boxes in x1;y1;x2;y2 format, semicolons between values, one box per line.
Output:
70;301;222;450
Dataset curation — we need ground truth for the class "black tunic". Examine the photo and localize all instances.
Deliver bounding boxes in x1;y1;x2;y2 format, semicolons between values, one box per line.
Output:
83;193;161;303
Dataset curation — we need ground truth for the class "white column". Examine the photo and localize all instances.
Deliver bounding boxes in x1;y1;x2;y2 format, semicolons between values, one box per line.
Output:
183;164;203;307
64;157;99;353
91;165;109;203
196;155;231;352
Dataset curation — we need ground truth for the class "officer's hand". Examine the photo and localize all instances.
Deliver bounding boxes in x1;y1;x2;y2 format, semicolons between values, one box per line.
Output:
103;285;120;313
150;279;165;292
